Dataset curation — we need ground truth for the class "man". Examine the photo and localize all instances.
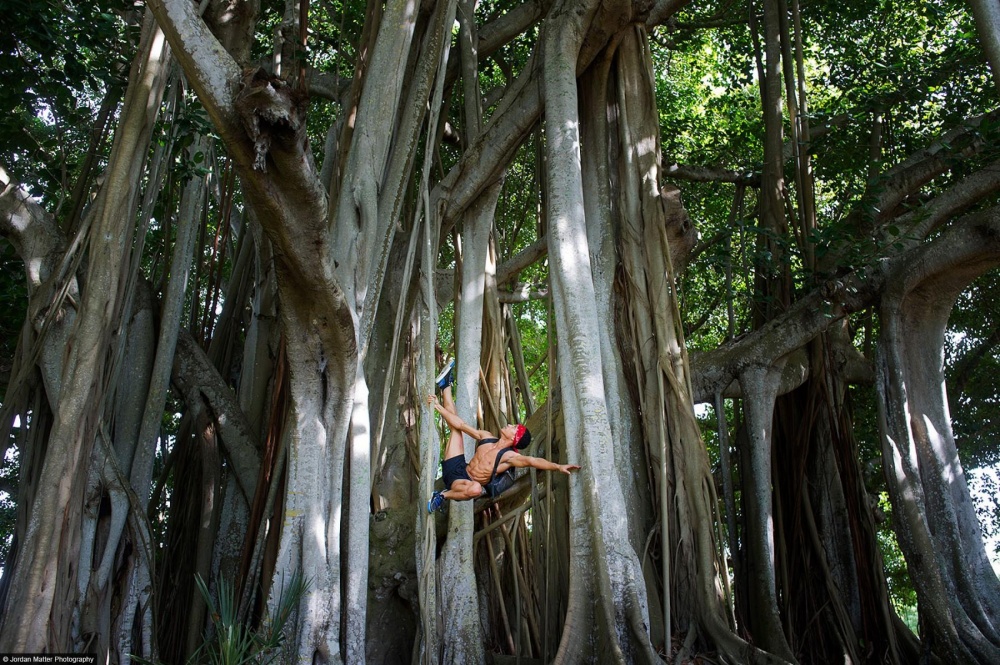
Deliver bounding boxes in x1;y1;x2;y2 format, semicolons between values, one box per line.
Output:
427;360;580;512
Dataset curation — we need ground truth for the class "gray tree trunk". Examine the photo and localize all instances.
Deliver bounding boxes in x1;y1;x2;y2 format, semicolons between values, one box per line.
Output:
439;184;502;665
969;0;1000;94
543;5;658;662
877;206;1000;664
611;24;791;665
0;11;172;652
737;364;798;663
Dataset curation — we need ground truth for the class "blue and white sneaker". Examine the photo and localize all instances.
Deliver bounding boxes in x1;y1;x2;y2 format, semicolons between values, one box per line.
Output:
427;491;445;513
435;359;455;391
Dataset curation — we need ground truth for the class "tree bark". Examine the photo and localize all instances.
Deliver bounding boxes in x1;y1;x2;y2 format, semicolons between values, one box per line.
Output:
737;364;798;662
439;183;502;665
876;206;1000;664
0;11;172;652
969;0;1000;94
544;4;657;661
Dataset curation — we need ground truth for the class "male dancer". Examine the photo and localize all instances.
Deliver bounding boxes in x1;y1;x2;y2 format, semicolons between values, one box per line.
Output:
427;360;580;512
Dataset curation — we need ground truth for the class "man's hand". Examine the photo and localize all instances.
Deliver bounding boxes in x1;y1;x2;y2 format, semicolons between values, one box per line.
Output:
427;394;439;408
559;464;581;475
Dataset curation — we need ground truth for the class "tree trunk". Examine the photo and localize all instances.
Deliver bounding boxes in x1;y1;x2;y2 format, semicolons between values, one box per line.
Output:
737;365;798;662
0;11;172;652
755;0;791;321
969;0;1000;94
544;5;658;661
770;328;916;664
439;183;502;665
876;206;1000;664
611;23;791;665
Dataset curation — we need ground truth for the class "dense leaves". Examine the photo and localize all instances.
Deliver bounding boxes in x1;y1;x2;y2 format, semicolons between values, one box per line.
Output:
658;0;999;622
0;0;133;205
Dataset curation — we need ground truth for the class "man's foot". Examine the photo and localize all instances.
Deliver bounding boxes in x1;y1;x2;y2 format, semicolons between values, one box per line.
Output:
435;359;455;391
427;491;445;513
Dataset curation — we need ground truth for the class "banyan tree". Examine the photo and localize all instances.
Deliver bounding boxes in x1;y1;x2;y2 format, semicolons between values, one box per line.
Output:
0;0;999;663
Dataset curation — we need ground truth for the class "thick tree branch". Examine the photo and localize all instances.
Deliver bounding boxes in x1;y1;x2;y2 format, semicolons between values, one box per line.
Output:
445;0;549;89
691;269;885;403
666;115;847;186
434;234;548;304
172;330;261;502
498;284;548;302
646;0;692;28
304;67;352;101
145;0;245;149
895;158;1000;245
873;110;1000;224
666;163;760;185
0;172;65;294
435;54;542;229
497;238;547;285
203;0;259;66
691;205;1000;402
437;0;642;228
150;1;352;362
884;205;1000;304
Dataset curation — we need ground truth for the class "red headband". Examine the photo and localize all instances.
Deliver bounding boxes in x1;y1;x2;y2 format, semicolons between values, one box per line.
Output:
513;424;527;445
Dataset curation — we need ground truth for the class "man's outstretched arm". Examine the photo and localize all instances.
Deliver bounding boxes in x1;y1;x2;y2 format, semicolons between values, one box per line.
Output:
506;453;581;475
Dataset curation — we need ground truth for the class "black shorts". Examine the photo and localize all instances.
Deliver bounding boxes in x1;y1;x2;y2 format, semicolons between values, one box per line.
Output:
442;455;471;489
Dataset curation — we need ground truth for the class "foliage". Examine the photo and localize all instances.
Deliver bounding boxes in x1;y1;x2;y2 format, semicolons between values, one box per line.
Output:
875;491;919;630
0;241;27;367
191;572;306;665
946;271;1000;469
663;0;998;352
0;0;133;205
134;572;307;665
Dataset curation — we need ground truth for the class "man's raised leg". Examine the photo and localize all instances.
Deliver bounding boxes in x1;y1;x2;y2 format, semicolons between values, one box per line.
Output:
440;384;466;460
